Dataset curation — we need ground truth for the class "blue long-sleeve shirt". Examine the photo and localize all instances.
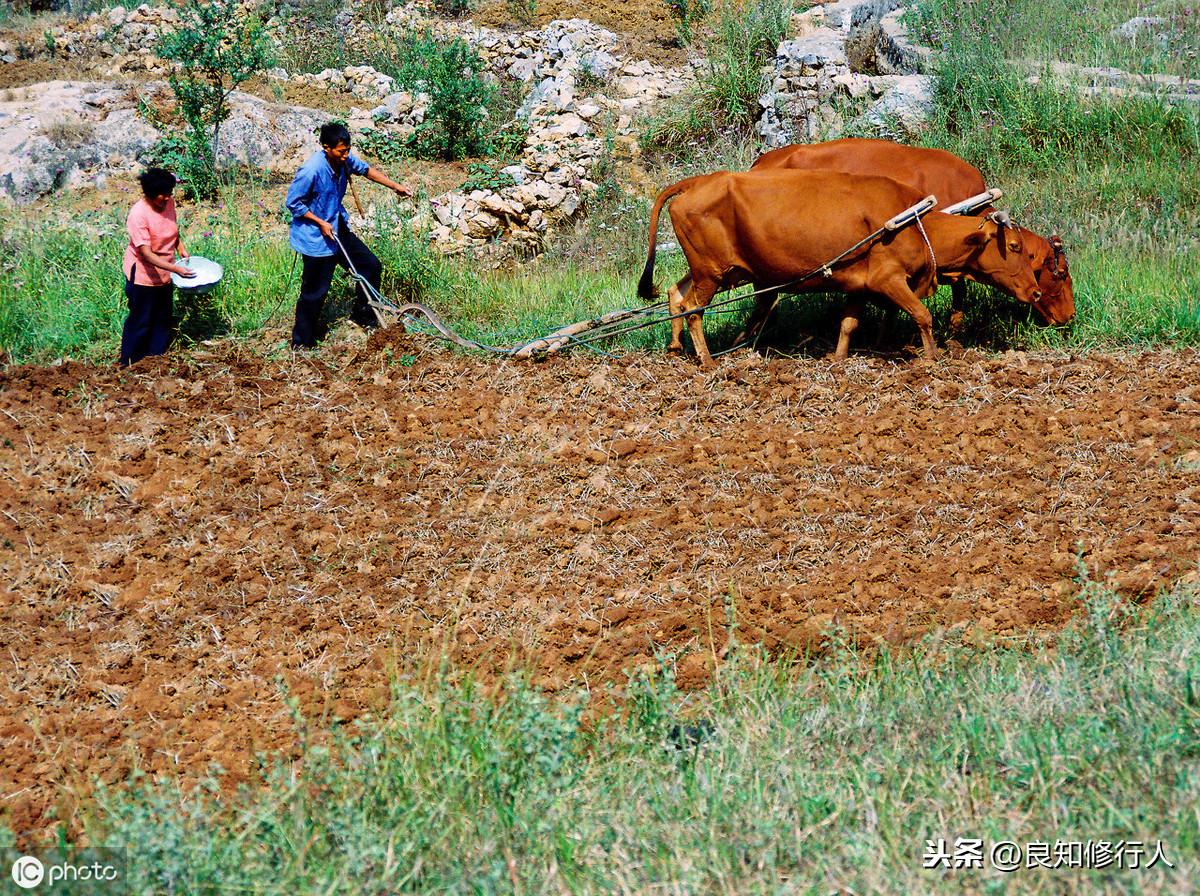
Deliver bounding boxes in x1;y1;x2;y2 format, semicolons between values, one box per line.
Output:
285;150;370;257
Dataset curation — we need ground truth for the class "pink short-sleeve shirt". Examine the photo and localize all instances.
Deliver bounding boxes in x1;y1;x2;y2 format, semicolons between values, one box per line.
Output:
123;197;180;287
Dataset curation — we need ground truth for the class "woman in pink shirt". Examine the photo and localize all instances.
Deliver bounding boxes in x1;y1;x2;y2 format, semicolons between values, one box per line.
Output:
119;168;196;366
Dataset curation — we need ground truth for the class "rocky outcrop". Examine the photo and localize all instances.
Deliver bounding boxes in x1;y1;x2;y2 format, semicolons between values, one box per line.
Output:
0;81;329;200
756;0;934;147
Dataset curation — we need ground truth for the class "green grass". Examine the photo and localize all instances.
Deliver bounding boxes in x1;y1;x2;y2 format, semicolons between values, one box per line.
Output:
907;0;1200;80
43;577;1198;894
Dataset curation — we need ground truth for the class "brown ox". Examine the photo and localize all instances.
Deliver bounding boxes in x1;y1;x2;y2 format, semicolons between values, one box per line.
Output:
637;169;1043;368
750;138;1075;327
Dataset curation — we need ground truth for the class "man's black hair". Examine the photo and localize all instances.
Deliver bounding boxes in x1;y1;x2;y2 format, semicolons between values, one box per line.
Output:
138;167;177;199
320;122;352;148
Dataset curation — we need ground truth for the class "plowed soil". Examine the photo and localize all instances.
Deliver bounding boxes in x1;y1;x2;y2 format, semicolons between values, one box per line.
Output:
3;335;1200;842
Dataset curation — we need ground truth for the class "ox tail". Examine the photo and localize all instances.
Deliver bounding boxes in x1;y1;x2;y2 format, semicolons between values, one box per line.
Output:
637;176;701;302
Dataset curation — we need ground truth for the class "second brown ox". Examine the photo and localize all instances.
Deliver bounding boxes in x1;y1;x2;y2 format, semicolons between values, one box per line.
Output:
637;169;1044;368
751;138;1075;327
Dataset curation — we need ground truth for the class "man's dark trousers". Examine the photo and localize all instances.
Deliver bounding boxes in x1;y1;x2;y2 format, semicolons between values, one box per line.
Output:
292;222;382;348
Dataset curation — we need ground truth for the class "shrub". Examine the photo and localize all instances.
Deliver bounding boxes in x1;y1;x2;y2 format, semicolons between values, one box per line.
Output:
371;27;496;161
460;162;517;193
156;0;273;197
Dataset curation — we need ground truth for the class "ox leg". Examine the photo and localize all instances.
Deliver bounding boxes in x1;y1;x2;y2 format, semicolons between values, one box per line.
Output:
871;279;939;361
666;273;692;354
685;284;719;369
835;296;866;360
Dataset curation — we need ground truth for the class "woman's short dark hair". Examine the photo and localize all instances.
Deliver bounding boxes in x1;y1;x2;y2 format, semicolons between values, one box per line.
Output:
138;167;177;199
320;122;352;148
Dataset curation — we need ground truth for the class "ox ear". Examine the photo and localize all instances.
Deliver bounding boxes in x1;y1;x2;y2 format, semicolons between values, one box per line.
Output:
1049;232;1067;279
966;216;998;247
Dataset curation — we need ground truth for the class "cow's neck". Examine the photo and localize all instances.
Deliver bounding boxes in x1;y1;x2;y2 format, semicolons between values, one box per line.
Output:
923;215;990;272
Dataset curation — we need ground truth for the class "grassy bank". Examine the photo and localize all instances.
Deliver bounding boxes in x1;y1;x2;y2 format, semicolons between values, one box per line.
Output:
28;577;1193;894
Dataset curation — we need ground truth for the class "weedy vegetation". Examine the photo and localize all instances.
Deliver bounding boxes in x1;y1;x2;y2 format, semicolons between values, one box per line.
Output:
52;577;1200;894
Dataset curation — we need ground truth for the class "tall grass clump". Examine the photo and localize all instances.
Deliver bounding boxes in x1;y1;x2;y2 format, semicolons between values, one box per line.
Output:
641;0;792;156
908;0;1199;80
66;579;1200;893
271;0;351;75
0;221;126;362
913;0;1200;189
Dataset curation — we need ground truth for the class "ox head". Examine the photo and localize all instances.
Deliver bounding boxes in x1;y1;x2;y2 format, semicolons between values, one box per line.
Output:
1029;233;1076;327
964;213;1044;308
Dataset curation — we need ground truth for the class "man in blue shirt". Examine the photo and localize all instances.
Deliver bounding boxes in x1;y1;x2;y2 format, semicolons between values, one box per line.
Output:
285;122;413;348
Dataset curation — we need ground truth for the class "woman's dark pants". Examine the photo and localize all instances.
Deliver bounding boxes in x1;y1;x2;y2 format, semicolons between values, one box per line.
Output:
119;277;175;367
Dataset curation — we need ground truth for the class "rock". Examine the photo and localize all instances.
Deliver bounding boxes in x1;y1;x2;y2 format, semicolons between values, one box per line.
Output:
862;73;935;135
1112;16;1168;41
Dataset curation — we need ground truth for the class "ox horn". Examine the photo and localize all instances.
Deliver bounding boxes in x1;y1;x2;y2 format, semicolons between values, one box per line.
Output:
987;210;1012;227
1050;232;1066;278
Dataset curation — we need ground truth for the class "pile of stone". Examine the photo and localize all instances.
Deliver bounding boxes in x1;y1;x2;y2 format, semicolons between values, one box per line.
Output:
1;4;183;78
756;0;934;146
284;65;400;102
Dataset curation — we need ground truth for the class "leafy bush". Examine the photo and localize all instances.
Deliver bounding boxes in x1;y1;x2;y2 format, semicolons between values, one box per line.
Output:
459;162;517;193
372;27;496;161
356;128;411;165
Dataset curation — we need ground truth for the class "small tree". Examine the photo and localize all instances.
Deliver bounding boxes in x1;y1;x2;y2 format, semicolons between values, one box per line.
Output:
157;0;272;197
381;28;496;162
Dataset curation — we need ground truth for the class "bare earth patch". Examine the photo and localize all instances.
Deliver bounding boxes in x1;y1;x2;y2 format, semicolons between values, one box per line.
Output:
2;337;1199;842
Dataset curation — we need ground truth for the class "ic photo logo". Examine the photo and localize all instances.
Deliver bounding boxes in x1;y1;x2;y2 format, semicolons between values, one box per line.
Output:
11;856;44;889
8;853;122;890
